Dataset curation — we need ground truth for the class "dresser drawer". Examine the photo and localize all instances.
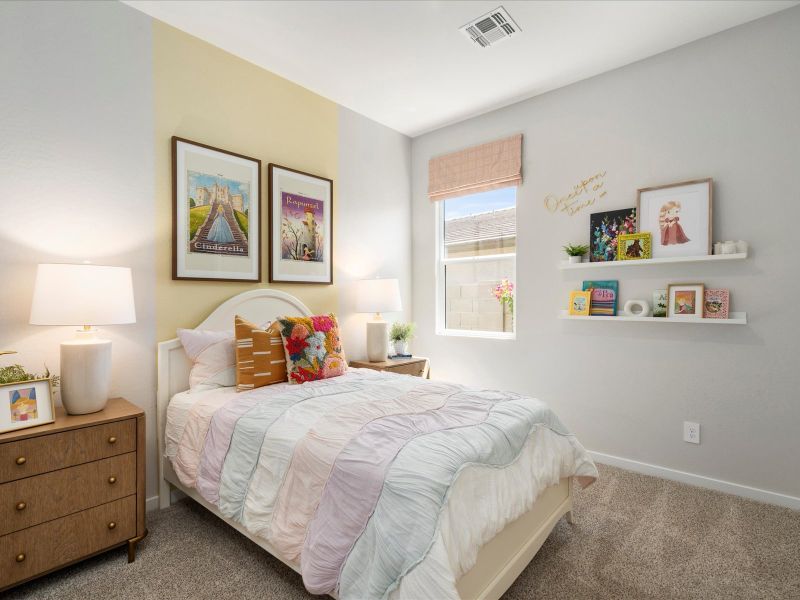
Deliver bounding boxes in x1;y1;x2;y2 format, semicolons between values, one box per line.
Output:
0;419;135;483
0;452;136;536
0;495;135;589
386;361;427;377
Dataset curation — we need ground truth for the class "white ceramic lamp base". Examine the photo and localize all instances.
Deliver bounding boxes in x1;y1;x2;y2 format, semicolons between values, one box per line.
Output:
60;334;112;415
366;319;389;362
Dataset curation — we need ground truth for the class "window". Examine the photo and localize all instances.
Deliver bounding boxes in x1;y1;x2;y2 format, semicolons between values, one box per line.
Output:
436;187;516;338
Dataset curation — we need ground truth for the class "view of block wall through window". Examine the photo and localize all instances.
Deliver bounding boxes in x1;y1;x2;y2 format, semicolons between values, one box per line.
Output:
441;188;516;334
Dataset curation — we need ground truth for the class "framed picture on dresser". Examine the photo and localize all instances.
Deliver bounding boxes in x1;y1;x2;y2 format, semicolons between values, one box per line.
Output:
268;163;333;284
0;378;54;434
172;137;261;282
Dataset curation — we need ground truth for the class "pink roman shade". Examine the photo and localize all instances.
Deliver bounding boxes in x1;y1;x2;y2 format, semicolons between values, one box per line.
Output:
428;134;522;202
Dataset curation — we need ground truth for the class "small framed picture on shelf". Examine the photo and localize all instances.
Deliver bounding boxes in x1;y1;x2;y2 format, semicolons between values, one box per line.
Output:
582;280;618;316
703;289;730;319
589;208;636;262
667;283;705;319
568;290;592;316
617;232;652;261
637;178;712;259
653;289;668;317
1;378;55;434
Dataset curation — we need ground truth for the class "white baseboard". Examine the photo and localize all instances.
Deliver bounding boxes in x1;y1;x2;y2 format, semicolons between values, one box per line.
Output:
590;451;800;511
146;495;160;512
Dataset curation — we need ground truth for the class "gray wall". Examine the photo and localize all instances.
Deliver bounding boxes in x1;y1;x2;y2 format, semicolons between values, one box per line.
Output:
0;1;158;497
411;8;800;501
337;107;413;358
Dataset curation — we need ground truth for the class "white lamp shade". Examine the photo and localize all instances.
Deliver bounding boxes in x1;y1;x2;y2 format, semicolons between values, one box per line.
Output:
355;278;402;314
29;263;136;326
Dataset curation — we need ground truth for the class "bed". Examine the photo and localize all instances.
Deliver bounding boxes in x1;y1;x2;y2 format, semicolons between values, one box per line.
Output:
157;289;597;600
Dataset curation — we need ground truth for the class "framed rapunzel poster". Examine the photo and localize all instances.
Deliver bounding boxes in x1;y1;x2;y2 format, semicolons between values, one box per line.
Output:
268;164;333;284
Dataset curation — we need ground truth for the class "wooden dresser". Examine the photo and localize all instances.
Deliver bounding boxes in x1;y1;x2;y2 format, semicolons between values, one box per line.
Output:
0;397;146;591
349;356;430;378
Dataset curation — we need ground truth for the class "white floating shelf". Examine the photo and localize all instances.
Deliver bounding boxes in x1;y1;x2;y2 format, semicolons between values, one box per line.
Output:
558;252;747;270
559;310;747;325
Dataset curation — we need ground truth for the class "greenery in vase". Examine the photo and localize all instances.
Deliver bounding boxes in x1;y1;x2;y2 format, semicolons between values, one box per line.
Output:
389;322;416;342
0;364;60;388
563;243;590;257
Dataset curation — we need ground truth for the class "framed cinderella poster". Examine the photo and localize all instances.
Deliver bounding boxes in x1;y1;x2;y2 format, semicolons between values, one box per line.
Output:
172;137;261;281
268;163;333;284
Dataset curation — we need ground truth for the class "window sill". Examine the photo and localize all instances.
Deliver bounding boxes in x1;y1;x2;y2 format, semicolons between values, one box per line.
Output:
436;329;516;340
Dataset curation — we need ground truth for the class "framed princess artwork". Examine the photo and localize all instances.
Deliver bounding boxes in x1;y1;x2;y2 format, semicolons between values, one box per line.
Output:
172;137;261;281
704;289;730;319
1;378;55;434
268;164;333;284
667;283;705;319
636;179;712;259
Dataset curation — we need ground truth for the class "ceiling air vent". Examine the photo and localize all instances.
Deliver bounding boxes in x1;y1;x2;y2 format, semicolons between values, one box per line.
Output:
459;6;520;48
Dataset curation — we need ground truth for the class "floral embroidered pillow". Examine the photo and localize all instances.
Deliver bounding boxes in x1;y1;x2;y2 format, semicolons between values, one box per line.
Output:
277;314;347;384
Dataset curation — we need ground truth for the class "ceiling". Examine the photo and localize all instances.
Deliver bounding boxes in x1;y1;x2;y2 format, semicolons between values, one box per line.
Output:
125;0;798;137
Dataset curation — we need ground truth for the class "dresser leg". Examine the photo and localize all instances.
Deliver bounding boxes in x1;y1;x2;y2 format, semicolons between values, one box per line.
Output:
127;529;148;563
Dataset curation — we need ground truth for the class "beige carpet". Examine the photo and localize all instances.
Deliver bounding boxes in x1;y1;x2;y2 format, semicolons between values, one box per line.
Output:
6;464;799;600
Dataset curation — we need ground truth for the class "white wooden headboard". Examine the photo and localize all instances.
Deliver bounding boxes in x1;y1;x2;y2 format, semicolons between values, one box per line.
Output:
156;289;311;507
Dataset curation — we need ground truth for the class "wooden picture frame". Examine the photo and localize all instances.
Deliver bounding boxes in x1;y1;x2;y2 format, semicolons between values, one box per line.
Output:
172;136;262;282
0;378;55;434
667;283;705;319
268;163;333;284
617;232;652;261
636;178;712;259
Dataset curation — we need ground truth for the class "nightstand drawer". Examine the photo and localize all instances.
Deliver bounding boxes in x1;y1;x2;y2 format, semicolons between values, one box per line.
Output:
0;452;136;535
0;495;135;589
386;361;427;377
0;419;135;483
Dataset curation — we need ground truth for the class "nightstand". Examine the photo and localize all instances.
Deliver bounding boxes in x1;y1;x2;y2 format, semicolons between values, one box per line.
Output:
350;356;430;378
0;397;146;591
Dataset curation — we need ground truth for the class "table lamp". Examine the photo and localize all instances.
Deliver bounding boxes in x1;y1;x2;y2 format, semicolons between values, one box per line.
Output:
29;263;136;415
355;278;402;362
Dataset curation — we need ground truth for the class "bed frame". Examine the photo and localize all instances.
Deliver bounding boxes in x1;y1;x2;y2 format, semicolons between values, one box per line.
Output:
156;289;573;600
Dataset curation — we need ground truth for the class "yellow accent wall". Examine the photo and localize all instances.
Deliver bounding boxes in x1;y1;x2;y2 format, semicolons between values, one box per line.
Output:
154;21;338;341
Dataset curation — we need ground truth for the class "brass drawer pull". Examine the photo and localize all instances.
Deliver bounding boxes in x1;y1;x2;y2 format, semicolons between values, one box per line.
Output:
108;476;117;484
108;436;117;444
16;502;26;511
107;521;116;530
16;553;25;563
15;456;26;466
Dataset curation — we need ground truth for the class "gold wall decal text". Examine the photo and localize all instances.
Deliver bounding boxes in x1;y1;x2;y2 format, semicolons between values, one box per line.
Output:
544;171;607;216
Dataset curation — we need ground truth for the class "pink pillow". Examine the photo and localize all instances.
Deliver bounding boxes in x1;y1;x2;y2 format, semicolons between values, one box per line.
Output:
276;314;347;384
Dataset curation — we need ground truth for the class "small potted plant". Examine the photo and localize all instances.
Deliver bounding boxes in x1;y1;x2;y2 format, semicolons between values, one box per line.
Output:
563;243;589;264
389;322;415;357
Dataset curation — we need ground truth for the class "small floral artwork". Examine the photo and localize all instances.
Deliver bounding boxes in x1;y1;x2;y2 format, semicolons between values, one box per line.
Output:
278;314;347;384
589;208;636;262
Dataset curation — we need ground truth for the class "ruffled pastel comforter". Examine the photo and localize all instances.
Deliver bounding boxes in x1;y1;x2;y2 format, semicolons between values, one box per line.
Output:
167;369;597;599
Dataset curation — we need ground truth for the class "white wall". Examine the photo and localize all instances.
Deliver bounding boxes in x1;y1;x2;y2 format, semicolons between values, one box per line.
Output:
337;107;413;359
411;8;800;502
0;1;156;495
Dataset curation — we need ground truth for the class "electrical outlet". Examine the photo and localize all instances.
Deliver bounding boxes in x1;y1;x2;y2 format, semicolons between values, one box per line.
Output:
683;421;700;444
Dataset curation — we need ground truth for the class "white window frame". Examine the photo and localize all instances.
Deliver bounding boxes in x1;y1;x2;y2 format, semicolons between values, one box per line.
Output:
434;198;516;340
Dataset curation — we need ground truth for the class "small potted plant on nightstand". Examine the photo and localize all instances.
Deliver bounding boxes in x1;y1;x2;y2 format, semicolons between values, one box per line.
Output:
563;243;589;264
389;322;415;357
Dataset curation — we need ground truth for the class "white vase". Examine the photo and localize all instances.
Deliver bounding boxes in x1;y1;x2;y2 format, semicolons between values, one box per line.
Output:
393;340;409;356
568;256;582;264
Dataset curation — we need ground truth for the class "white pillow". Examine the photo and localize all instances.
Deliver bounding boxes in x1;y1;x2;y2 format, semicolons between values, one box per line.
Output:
177;328;236;391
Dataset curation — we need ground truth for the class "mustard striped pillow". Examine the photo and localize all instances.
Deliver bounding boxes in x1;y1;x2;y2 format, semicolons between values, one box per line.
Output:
234;315;288;391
